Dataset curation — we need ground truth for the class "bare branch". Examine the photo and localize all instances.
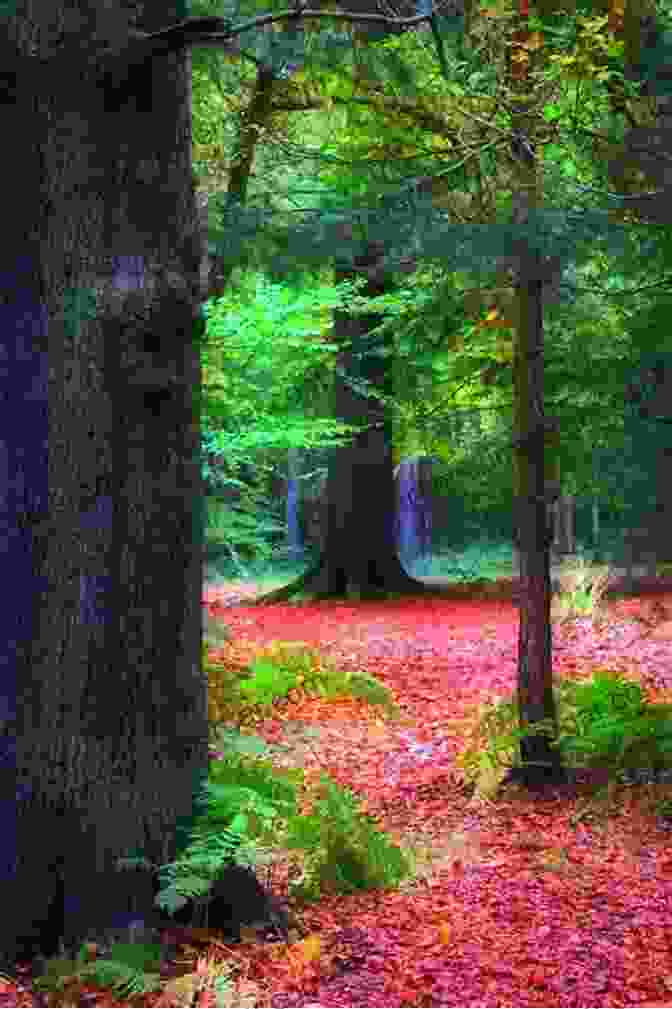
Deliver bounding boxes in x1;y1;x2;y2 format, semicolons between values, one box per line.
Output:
128;11;433;51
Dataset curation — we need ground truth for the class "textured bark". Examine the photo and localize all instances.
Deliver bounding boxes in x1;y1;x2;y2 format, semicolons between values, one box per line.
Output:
5;4;208;966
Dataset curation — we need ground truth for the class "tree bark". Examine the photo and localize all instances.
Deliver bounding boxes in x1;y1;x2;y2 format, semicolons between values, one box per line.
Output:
507;7;566;792
252;242;437;603
512;251;566;791
5;3;209;966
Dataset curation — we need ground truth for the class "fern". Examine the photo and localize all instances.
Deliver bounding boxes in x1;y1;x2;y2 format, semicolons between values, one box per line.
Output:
75;959;162;998
332;670;401;719
33;944;162;999
282;773;412;900
454;669;672;799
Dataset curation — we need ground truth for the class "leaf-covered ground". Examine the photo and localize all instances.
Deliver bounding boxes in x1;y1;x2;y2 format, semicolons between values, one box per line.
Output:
196;583;672;1009
7;583;670;1008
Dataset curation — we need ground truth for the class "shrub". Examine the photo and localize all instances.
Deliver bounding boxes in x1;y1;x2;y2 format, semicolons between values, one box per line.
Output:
216;640;401;722
454;668;672;797
551;553;612;625
561;703;672;772
282;773;413;901
118;721;413;933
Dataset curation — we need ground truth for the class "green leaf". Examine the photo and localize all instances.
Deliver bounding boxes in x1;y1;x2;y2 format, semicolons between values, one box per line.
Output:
542;103;563;121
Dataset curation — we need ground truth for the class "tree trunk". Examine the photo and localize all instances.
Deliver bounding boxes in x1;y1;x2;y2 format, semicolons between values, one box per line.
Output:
252;242;437;603
285;446;304;560
550;493;575;560
507;11;566;792
513;250;566;791
6;3;209;966
592;499;601;548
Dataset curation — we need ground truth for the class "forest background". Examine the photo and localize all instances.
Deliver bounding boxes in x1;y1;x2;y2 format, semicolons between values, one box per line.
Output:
192;0;672;591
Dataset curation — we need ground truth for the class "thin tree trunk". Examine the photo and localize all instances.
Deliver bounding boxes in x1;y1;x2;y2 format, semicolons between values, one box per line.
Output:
551;493;575;559
204;62;277;298
507;4;566;791
513;249;566;790
286;445;304;559
592;499;600;547
7;4;209;965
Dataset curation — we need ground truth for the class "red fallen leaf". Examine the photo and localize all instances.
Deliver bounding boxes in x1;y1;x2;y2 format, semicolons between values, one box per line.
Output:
529;968;548;987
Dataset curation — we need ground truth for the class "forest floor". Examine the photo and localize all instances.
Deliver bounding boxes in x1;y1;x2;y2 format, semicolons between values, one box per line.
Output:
7;565;672;1008
195;568;672;1009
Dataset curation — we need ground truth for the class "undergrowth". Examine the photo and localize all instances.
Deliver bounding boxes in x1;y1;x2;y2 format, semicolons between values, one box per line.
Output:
118;639;413;927
53;551;668;1006
454;667;672;804
206;637;402;728
34;638;417;1006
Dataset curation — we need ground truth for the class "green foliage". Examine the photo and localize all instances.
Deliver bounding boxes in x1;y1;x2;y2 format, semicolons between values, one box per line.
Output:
200;269;379;567
204;491;284;576
455;668;672;798
657;797;672;820
191;0;672;532
223;640;401;721
336;671;401;718
558;674;672;771
73;947;162;998
239;657;298;711
205;643;254;726
197;738;301;857
200;270;368;451
116;740;291;916
282;773;413;901
560;670;646;731
32;945;162;999
120;718;410;914
454;695;557;798
149;751;299;917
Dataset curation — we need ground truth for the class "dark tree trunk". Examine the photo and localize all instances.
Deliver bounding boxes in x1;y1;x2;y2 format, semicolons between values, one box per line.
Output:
507;30;566;792
253;241;437;604
512;250;567;792
6;4;210;968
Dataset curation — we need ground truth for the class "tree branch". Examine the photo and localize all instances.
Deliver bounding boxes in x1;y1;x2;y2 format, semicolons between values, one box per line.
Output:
127;11;434;51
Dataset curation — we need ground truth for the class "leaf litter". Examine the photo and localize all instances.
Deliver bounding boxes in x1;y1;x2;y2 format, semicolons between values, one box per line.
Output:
200;587;672;1007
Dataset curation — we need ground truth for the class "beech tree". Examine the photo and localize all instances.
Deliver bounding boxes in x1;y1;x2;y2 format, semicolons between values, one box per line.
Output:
5;0;208;966
253;235;442;601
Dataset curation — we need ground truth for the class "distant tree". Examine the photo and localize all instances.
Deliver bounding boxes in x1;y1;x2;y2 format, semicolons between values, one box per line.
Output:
254;235;440;600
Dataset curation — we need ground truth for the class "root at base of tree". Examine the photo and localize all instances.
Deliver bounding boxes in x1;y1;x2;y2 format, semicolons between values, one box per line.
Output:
250;553;443;605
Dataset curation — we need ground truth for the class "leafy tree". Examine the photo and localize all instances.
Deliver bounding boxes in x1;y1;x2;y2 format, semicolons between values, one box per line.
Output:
200;267;375;569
